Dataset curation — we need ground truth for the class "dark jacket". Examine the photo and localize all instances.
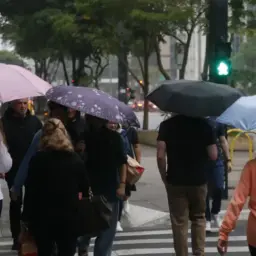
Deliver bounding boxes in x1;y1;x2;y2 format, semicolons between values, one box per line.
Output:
22;150;88;234
66;112;85;146
1;108;42;183
84;127;127;202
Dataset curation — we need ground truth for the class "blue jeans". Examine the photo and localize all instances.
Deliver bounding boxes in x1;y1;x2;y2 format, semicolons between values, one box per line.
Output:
206;166;224;221
118;200;123;221
78;201;119;256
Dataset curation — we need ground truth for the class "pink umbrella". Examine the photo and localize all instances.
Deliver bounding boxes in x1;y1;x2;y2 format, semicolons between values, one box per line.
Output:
0;63;52;102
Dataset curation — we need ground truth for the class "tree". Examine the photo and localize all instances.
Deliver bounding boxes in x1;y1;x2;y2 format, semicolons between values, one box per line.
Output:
232;36;256;93
167;0;207;79
0;1;110;86
125;0;203;128
0;50;26;66
76;0;203;129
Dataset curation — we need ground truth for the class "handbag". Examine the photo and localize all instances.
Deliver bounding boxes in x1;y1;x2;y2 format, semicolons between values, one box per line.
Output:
77;187;113;237
126;155;145;185
18;226;37;256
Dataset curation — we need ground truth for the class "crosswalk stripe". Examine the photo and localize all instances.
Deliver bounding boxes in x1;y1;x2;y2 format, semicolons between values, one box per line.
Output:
0;235;248;247
0;228;249;255
86;246;249;255
114;228;219;237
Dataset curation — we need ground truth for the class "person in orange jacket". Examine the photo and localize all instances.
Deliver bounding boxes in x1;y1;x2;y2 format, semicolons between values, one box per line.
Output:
218;159;256;255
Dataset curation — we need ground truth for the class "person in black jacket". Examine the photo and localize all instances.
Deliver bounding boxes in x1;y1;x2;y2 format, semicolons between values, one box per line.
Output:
22;118;88;256
1;99;42;250
66;109;85;153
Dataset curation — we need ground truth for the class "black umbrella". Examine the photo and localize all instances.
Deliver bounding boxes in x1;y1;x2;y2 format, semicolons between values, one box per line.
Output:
146;80;244;117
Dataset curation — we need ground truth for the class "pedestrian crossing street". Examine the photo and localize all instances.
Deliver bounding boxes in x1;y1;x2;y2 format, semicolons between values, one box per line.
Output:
0;227;250;255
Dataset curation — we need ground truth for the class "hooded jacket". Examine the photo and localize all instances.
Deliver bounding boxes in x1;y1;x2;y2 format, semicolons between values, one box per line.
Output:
1;108;42;182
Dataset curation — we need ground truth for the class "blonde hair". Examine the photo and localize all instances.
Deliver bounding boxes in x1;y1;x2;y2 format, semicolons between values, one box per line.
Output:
39;118;74;152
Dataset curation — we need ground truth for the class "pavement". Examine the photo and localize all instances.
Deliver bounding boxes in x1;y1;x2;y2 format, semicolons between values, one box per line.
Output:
135;111;163;130
0;145;251;255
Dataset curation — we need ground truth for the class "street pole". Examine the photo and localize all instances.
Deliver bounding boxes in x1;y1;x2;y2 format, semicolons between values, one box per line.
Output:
118;48;128;104
208;0;229;84
208;0;229;199
117;22;131;104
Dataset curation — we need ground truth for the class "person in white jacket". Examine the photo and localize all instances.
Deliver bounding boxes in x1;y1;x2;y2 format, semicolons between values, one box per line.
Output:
0;131;12;218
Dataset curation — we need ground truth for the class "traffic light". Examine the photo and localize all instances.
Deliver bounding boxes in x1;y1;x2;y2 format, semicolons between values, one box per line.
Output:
216;60;231;76
126;87;136;100
211;42;232;84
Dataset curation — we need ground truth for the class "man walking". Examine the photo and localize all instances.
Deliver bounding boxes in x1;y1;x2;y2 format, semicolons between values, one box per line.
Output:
1;99;42;250
157;115;217;256
206;118;232;231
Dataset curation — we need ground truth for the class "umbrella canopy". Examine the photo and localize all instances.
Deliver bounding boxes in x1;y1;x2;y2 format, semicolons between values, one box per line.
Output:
217;96;256;130
118;101;140;127
46;86;139;125
0;64;52;102
146;80;243;117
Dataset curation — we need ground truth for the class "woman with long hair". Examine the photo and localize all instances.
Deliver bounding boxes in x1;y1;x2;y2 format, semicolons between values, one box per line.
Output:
22;118;88;256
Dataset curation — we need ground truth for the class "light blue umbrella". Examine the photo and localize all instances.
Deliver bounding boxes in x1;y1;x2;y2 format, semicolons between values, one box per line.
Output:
217;95;256;130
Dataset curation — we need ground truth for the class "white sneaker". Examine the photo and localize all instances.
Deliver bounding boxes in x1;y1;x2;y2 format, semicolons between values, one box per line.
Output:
212;214;222;227
123;200;130;215
116;221;123;232
206;221;211;232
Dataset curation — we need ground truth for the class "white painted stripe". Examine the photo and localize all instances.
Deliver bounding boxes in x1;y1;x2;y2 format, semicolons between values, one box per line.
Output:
0;241;12;246
0;249;13;253
0;235;247;248
74;246;249;255
104;247;249;255
115;228;220;237
105;236;247;245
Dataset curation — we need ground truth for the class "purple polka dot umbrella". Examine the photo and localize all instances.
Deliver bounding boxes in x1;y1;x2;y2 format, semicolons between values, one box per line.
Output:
46;85;140;127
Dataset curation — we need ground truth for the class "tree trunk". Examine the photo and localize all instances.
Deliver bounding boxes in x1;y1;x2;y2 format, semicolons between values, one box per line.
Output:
42;59;48;81
179;32;193;79
71;55;77;85
60;54;69;85
202;33;210;81
142;37;150;130
154;38;171;80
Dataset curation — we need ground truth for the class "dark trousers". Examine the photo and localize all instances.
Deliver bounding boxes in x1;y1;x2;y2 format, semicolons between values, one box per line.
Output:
118;200;123;221
0;199;2;217
6;178;22;240
249;245;256;256
206;166;224;221
33;228;77;256
205;187;222;221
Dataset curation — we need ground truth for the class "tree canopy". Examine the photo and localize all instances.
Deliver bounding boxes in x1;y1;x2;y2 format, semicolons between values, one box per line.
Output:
0;0;254;128
232;36;256;93
0;50;26;66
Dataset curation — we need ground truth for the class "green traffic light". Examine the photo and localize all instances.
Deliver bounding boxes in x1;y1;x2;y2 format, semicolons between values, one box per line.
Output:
217;61;230;76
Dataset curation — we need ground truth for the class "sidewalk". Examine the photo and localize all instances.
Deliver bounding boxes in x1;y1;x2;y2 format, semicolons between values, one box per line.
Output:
130;146;249;210
0;146;251;235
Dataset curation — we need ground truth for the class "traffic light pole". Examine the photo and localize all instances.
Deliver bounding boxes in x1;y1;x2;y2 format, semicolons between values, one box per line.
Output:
208;0;229;200
118;48;129;104
208;0;229;84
